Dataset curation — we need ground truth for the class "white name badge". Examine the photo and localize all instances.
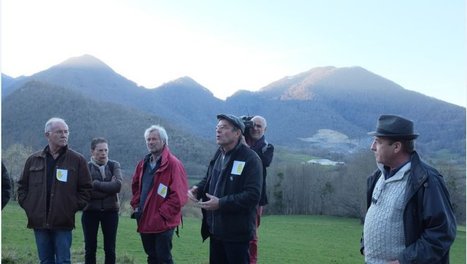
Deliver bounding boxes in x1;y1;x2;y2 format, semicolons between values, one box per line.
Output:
231;161;246;175
56;169;68;182
157;183;168;198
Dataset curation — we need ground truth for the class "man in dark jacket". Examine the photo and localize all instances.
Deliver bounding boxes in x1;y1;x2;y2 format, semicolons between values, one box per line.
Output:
188;114;262;264
245;115;274;264
361;115;456;264
131;125;189;264
17;117;92;264
2;162;12;209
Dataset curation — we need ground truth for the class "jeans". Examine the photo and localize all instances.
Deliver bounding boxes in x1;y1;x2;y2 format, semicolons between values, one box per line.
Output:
81;210;119;264
140;229;174;264
210;236;250;264
34;229;72;264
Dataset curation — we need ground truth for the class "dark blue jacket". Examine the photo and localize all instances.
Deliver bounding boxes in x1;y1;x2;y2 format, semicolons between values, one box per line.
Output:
361;151;457;264
197;141;262;242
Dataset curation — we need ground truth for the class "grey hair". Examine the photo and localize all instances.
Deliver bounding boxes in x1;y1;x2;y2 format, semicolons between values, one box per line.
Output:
144;125;169;145
252;115;267;128
44;117;67;133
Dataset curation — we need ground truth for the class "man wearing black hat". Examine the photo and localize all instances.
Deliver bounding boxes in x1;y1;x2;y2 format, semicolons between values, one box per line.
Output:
188;114;262;264
361;115;456;264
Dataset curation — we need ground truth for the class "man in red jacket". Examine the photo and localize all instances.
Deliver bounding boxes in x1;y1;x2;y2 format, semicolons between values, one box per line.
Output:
131;125;189;264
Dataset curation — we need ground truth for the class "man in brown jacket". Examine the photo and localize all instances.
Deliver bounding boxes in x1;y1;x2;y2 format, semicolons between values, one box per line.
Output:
17;117;92;264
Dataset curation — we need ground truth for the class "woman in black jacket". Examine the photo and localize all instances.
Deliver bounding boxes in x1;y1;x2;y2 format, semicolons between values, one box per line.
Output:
82;137;122;264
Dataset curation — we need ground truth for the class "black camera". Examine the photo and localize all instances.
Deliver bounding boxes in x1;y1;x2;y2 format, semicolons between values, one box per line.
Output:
240;115;254;136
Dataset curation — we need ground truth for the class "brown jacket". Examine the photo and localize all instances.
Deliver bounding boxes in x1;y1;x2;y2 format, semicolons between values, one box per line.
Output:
17;146;92;230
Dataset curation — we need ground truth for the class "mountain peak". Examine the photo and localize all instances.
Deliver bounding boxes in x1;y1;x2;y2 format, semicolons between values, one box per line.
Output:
259;66;398;100
57;54;113;71
158;76;214;96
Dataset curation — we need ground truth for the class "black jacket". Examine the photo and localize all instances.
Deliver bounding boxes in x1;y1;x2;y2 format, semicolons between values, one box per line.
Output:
196;142;262;242
2;162;11;209
361;151;457;264
250;136;274;206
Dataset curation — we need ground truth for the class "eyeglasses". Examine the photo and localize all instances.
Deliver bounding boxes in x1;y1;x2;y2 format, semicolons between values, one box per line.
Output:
49;130;69;135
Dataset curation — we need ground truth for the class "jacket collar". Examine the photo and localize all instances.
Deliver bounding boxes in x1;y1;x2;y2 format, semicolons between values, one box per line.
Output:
144;145;171;171
41;145;68;158
250;135;267;151
220;139;243;156
408;151;427;185
400;151;429;201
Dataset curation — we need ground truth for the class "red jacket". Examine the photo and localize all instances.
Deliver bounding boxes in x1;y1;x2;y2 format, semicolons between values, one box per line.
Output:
131;146;188;233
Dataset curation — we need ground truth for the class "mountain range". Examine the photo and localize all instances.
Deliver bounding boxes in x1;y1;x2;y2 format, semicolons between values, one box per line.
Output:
2;54;465;173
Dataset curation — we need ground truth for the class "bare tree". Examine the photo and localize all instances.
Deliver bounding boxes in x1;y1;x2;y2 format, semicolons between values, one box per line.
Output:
2;144;34;200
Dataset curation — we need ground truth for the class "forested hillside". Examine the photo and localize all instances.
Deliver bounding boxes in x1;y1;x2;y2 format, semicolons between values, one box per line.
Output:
2;80;216;177
2;55;465;223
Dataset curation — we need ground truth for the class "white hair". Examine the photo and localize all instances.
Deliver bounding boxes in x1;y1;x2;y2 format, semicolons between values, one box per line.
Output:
44;117;67;133
144;125;169;145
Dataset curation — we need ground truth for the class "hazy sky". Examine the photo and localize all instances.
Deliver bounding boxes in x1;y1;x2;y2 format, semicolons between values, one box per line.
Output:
1;0;465;106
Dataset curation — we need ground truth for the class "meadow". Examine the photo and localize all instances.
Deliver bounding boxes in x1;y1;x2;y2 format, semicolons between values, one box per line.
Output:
2;202;465;264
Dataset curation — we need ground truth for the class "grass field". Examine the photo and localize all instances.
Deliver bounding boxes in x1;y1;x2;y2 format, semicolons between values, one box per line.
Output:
2;202;465;264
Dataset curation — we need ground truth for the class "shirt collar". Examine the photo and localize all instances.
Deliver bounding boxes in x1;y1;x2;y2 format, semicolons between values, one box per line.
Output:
381;159;411;180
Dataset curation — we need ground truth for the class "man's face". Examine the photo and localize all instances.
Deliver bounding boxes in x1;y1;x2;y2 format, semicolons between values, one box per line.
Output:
370;137;397;166
92;142;108;164
248;116;266;141
146;131;165;154
46;122;69;149
216;119;240;148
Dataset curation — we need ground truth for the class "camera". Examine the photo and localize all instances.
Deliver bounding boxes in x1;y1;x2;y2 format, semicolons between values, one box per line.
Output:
240;115;254;136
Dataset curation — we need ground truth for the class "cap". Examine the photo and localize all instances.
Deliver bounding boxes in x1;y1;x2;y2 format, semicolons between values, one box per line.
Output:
217;114;245;134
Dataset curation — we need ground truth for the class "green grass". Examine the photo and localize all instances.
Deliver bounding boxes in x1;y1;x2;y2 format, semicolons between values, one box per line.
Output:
2;202;465;263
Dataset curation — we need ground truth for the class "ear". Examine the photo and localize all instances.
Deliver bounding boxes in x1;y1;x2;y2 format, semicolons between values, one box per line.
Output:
393;142;402;153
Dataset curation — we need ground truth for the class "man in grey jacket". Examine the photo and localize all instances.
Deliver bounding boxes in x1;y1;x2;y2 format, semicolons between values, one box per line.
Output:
18;117;92;264
361;115;456;264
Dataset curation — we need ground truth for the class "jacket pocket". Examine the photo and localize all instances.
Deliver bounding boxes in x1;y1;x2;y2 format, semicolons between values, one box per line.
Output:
29;165;44;186
23;166;44;210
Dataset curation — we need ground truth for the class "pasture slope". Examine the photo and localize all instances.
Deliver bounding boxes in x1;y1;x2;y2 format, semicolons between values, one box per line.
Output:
1;202;465;263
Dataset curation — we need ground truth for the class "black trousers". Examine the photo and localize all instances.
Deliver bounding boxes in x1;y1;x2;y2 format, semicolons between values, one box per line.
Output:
209;236;250;264
140;229;175;264
81;210;119;264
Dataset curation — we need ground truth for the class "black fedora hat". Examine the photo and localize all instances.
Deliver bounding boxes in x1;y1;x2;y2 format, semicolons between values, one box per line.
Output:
368;115;419;139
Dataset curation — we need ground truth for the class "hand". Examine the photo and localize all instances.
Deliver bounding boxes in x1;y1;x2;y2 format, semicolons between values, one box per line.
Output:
92;180;100;188
198;193;219;210
187;186;199;202
130;207;141;219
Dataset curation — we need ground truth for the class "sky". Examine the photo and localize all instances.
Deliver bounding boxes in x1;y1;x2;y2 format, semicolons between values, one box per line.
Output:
1;0;466;107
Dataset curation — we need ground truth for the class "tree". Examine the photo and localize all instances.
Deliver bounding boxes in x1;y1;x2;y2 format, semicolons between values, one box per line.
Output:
2;144;34;200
